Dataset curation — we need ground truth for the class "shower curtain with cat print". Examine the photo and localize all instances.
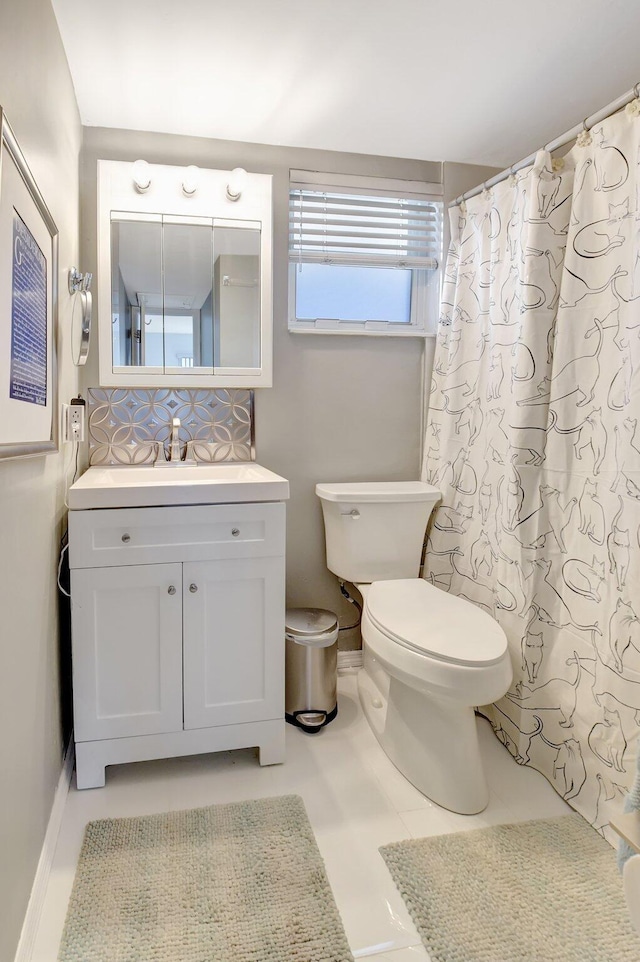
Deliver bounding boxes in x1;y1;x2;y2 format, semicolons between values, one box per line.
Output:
423;103;640;840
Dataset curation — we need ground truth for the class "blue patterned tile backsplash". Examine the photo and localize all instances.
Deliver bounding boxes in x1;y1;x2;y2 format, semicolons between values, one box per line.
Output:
87;389;254;465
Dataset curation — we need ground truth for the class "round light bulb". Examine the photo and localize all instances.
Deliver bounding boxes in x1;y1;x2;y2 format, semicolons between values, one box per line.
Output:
182;165;200;196
132;159;151;193
226;167;247;201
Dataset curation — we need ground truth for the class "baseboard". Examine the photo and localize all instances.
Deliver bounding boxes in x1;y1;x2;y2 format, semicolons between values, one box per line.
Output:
338;649;363;670
13;739;74;962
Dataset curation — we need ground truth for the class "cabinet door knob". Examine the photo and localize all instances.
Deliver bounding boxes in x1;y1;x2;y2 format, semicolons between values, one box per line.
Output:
189;583;198;593
231;528;240;537
121;533;131;543
167;585;176;595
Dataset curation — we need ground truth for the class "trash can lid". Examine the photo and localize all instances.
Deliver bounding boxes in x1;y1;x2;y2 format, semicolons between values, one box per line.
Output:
285;607;339;637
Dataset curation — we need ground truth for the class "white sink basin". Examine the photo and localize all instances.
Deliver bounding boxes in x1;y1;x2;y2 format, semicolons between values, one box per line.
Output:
69;462;290;509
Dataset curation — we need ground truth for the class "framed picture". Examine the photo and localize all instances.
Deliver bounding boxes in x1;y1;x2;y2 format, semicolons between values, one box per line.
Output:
0;106;58;460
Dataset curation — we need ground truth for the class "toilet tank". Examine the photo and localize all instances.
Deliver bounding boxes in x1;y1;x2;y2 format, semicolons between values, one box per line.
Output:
316;481;441;584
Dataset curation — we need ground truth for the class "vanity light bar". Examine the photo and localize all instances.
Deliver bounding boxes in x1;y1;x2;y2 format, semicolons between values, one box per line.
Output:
132;160;249;203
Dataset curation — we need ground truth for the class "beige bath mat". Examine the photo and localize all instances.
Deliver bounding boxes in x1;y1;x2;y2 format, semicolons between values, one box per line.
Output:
380;813;640;962
58;794;353;962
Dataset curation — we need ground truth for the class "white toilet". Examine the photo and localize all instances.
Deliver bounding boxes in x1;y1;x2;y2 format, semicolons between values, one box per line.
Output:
316;480;512;815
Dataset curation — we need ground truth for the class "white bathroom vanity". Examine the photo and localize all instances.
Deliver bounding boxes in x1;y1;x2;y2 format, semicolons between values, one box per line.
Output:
67;464;289;788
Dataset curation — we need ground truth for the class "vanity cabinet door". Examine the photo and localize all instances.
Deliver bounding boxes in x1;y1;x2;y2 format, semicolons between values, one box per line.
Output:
71;563;184;742
182;556;285;730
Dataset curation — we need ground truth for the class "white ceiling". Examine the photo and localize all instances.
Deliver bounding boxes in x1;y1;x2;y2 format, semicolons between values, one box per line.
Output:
52;0;640;168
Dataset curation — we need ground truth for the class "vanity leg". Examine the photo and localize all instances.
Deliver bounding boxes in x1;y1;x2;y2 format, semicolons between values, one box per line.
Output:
75;742;106;790
258;722;286;766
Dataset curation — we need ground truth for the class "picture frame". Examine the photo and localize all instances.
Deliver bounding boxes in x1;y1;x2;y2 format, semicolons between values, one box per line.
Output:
0;106;59;460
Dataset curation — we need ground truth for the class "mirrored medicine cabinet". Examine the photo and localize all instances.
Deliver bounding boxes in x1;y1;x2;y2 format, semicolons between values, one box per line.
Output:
97;160;273;388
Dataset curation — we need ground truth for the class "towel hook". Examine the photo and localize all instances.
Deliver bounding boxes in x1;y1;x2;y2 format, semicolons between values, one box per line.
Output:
68;267;92;294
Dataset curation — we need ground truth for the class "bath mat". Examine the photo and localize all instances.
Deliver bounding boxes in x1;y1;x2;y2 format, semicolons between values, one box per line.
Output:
380;813;640;962
58;794;353;962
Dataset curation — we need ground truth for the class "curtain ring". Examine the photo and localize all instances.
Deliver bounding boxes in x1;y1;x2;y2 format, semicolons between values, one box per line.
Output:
634;82;640;99
576;117;593;147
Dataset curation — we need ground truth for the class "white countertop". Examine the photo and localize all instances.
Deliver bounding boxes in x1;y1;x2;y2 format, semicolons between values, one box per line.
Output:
69;462;290;510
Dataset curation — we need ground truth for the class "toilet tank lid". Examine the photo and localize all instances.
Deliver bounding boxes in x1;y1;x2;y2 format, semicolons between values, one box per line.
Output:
365;579;508;667
316;481;441;503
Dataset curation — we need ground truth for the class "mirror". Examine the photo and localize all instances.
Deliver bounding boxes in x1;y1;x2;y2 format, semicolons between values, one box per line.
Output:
214;227;260;369
110;218;261;374
163;221;213;370
98;160;273;388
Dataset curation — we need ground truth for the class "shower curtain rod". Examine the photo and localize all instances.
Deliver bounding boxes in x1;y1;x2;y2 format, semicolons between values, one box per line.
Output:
449;80;640;207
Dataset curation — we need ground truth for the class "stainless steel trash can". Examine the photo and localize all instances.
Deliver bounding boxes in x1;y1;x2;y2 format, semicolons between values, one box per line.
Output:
285;608;339;733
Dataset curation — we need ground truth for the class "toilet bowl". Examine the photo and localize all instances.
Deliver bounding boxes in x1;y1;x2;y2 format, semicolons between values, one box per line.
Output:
316;481;513;815
358;579;512;813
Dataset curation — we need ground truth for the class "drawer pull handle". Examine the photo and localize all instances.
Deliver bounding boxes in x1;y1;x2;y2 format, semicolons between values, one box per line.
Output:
231;528;240;537
189;583;198;593
121;533;131;543
167;585;176;595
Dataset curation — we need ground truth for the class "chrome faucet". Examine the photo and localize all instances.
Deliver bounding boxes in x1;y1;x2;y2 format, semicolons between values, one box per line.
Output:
168;417;182;462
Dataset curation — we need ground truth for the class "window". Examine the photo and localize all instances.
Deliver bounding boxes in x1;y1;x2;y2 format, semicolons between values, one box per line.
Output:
288;172;442;336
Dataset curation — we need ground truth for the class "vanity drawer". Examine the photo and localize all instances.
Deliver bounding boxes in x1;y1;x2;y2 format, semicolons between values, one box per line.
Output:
69;502;285;569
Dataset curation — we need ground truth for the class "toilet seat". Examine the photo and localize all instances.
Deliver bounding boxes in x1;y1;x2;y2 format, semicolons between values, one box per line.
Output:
365;579;508;668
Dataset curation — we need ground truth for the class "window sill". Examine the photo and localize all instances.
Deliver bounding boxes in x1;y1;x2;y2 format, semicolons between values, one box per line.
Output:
289;323;435;338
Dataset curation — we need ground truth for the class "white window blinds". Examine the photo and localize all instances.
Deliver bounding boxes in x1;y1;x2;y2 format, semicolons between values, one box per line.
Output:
289;184;441;270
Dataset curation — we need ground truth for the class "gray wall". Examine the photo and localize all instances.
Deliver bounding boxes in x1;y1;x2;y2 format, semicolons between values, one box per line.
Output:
80;130;440;647
0;1;81;959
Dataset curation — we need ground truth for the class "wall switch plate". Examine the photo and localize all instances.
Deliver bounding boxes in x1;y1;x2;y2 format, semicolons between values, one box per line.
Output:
65;396;86;442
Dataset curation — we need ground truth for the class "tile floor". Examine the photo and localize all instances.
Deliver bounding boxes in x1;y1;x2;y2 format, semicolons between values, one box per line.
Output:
33;670;571;961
